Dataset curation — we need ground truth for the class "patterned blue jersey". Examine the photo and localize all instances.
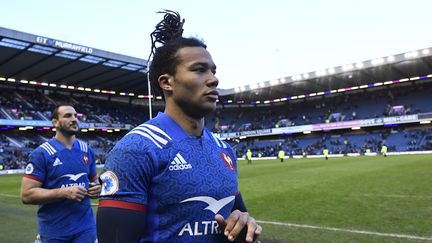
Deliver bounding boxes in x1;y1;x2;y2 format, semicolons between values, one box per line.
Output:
24;138;97;237
99;112;239;242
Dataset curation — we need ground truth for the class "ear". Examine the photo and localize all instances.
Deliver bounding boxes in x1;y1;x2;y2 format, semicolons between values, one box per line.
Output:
52;118;59;128
158;74;174;92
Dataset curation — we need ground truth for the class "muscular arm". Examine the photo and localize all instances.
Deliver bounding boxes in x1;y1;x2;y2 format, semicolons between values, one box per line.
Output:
20;177;87;204
97;202;147;243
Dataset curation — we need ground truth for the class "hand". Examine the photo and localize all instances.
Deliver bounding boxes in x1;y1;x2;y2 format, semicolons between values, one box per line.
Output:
215;210;262;243
87;182;101;199
63;186;87;202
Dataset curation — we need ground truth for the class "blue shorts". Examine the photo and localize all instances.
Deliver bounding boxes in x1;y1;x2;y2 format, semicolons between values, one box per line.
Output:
40;228;96;243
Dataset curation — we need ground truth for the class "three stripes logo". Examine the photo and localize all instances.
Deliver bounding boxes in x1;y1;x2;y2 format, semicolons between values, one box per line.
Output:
169;152;192;171
53;158;63;166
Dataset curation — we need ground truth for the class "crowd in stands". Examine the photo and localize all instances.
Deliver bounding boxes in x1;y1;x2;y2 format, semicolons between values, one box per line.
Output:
1;82;431;133
4;127;427;170
0;134;32;170
87;135;120;165
0;132;122;170
233;128;432;158
1;82;432;170
0;87;157;126
208;82;432;133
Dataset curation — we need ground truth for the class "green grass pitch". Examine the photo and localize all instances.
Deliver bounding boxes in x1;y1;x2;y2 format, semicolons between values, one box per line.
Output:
1;155;431;242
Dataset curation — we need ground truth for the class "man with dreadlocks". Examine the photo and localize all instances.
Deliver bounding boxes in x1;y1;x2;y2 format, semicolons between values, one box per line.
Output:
97;10;262;243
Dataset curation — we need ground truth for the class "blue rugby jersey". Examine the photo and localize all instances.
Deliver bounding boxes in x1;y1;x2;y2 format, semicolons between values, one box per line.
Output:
99;112;239;242
24;138;97;237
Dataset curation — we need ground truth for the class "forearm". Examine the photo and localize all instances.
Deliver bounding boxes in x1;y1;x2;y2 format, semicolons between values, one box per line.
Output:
21;187;67;204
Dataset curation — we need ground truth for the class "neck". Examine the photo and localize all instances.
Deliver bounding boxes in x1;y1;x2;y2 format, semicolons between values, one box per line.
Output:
55;132;75;149
164;102;204;136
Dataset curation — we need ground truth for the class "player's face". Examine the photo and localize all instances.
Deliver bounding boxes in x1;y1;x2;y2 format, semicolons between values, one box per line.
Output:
53;106;79;136
171;46;219;118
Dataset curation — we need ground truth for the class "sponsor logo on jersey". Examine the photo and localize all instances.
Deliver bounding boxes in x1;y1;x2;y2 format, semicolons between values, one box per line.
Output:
220;152;235;172
178;221;221;236
83;153;89;164
169;152;192;171
100;171;119;195
25;163;34;174
53;158;63;166
61;182;86;188
60;173;87;188
180;196;235;214
179;195;235;236
60;172;87;181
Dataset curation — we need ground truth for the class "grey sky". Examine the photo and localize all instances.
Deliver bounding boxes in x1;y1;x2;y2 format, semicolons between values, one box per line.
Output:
1;0;431;89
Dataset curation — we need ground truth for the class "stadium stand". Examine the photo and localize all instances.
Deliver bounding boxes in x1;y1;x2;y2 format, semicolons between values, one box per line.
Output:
1;26;432;170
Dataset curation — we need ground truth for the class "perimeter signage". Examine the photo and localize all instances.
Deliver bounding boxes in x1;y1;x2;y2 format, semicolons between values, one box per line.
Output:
36;36;93;54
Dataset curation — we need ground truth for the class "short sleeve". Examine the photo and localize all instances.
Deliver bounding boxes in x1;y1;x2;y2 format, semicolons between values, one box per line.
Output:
23;149;46;183
87;147;97;179
99;135;156;206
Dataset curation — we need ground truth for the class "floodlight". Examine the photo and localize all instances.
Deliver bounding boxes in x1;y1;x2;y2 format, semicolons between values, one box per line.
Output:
327;68;335;74
386;56;395;62
270;79;280;86
342;64;353;71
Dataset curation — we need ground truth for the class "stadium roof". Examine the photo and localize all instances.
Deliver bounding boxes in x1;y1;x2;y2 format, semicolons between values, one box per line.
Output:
219;47;432;105
1;27;432;104
0;27;149;95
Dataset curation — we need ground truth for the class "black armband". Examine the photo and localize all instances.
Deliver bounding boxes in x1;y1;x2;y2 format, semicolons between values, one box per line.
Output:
232;193;248;212
97;206;147;243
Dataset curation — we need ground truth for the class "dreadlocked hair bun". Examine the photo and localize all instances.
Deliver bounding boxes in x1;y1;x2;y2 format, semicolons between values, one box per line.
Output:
148;10;185;60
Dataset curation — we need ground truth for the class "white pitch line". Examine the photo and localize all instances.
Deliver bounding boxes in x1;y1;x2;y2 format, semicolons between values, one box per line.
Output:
256;220;432;241
0;193;20;198
362;194;432;199
1;192;430;240
0;193;98;206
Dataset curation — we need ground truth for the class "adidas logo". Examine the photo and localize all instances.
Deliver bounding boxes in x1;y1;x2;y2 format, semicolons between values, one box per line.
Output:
53;158;63;166
169;153;192;171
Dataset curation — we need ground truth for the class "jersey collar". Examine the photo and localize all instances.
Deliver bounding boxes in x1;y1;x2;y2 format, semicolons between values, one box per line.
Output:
152;112;211;142
49;137;79;151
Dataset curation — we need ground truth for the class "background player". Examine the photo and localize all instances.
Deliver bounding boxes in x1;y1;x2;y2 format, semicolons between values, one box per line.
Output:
21;104;100;243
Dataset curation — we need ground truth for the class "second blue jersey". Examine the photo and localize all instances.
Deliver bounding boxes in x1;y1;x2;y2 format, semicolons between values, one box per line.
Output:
99;112;239;242
24;138;97;237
